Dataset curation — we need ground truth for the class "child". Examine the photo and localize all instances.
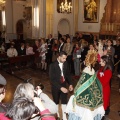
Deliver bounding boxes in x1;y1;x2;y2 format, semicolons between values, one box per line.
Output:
35;83;58;114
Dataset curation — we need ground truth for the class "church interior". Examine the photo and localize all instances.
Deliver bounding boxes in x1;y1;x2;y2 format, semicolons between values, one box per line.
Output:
0;0;120;120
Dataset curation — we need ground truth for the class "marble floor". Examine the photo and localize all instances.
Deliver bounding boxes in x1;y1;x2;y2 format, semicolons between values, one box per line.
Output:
1;67;120;120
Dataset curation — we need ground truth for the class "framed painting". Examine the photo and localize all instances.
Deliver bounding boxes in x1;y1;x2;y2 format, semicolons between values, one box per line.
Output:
83;0;100;23
23;7;32;21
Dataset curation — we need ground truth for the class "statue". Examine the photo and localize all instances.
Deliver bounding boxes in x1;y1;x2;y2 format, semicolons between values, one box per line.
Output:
85;0;97;21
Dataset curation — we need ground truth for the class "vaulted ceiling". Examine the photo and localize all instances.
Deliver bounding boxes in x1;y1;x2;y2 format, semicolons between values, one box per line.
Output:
0;0;27;5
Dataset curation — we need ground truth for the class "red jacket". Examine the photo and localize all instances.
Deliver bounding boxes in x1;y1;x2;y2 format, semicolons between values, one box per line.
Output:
0;109;55;120
97;68;112;110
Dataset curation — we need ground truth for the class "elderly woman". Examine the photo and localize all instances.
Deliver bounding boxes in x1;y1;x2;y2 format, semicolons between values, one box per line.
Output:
0;83;56;120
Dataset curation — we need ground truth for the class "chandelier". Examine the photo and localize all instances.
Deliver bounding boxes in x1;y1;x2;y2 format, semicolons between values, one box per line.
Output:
59;0;72;13
0;0;5;4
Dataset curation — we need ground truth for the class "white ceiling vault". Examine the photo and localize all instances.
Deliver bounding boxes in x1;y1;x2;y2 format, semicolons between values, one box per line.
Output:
0;0;27;6
0;0;27;5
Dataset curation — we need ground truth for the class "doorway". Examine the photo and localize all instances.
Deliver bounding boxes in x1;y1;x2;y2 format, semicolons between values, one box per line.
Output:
58;19;70;36
16;19;25;40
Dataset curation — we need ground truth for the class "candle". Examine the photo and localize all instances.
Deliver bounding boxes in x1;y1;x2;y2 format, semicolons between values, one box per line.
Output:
112;23;114;31
109;23;110;31
106;23;107;31
60;6;61;12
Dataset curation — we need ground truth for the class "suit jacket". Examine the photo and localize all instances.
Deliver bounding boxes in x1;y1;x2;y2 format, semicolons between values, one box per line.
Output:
114;45;120;58
58;43;64;52
49;60;72;90
105;46;115;63
17;47;26;56
80;47;89;62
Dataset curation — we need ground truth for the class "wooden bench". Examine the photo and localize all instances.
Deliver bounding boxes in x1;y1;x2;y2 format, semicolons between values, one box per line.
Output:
8;54;35;73
8;54;34;64
0;53;8;69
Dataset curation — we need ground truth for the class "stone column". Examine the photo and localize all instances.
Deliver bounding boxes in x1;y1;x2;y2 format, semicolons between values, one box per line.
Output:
5;0;13;42
39;0;46;38
32;0;46;39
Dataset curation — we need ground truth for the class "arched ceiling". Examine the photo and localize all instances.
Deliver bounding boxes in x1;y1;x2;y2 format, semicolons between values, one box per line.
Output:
0;0;27;4
0;0;27;6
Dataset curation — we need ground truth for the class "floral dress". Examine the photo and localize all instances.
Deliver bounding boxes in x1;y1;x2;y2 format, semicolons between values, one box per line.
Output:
39;43;47;63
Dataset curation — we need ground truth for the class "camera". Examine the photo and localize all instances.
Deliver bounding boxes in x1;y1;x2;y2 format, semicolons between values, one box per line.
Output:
35;83;44;90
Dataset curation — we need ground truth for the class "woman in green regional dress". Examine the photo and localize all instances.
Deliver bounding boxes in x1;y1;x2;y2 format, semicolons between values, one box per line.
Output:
66;50;105;120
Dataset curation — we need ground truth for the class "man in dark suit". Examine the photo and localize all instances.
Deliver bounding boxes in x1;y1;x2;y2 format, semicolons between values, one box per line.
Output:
114;39;120;77
49;51;73;120
58;38;64;52
46;34;54;65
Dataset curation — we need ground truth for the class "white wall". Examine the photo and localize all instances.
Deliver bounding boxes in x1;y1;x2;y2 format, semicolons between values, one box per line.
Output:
6;0;13;34
13;1;25;33
52;0;107;37
53;0;74;38
58;19;70;35
13;1;32;39
78;0;107;33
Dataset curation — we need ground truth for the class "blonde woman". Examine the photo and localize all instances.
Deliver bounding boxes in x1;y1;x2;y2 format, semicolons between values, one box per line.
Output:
39;38;48;71
63;37;73;71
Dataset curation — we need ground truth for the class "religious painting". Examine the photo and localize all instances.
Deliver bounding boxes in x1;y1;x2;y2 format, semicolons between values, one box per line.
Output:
23;7;32;21
83;0;100;23
57;0;72;13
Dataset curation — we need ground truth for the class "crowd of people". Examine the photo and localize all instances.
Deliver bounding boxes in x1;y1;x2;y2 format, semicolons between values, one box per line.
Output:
0;31;120;120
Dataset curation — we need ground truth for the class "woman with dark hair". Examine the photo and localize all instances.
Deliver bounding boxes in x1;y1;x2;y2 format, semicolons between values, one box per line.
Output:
103;39;115;63
63;37;73;72
97;55;113;116
73;42;81;78
52;39;59;62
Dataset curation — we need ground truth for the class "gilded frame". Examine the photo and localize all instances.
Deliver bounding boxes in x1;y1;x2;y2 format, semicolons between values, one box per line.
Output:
83;0;100;23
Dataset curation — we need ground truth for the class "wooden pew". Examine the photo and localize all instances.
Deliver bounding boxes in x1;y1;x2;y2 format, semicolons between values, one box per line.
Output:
0;53;8;69
8;54;35;73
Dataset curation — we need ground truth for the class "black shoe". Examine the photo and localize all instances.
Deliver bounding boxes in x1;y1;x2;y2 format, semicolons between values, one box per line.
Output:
56;117;60;120
105;106;110;115
101;116;105;120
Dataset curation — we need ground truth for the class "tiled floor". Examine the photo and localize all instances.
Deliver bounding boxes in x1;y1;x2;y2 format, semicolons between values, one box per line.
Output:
1;67;120;120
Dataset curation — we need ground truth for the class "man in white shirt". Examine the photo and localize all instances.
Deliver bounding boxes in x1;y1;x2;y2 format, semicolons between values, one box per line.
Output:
7;44;18;57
